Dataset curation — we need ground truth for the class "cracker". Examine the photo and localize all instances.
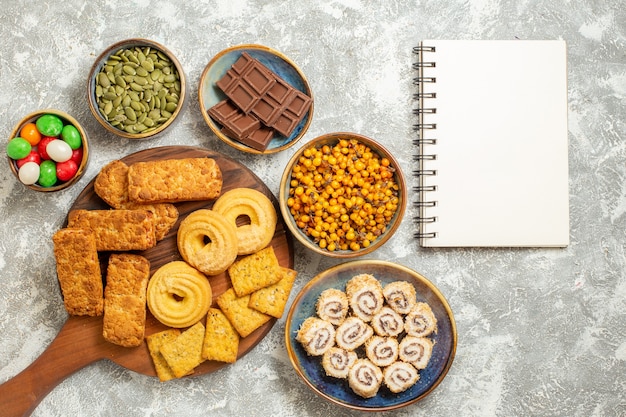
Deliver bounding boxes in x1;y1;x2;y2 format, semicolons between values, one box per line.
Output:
216;288;271;338
248;267;297;318
127;157;222;204
67;209;157;251
228;246;281;297
160;321;206;379
146;329;181;382
52;228;103;316
202;308;239;363
102;253;150;347
94;160;130;208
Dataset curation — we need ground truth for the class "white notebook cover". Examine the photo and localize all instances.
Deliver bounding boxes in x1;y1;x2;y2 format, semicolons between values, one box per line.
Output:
417;40;569;247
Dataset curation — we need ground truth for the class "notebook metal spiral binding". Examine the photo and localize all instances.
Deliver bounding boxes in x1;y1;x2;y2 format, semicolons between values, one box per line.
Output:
412;44;438;239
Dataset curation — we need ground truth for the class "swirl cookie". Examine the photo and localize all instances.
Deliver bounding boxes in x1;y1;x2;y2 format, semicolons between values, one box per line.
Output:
315;288;349;326
383;362;419;393
212;187;277;255
147;261;212;328
322;347;358;379
348;359;383;399
404;302;438;337
177;209;238;276
296;317;336;356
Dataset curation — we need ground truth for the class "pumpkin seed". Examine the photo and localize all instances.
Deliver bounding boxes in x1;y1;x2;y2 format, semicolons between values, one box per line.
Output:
94;45;182;135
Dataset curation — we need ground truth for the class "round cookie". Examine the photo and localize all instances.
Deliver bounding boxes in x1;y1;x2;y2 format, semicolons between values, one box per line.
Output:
177;209;238;275
212;187;277;255
147;261;212;328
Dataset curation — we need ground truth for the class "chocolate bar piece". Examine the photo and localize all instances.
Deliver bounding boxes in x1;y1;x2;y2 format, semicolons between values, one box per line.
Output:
212;52;312;140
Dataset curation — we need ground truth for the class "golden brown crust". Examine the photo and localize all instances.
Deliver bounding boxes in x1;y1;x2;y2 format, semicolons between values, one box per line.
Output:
52;228;103;316
94;160;130;208
67;209;157;251
127;157;223;204
248;267;297;318
146;329;181;382
120;202;179;241
102;254;150;347
216;288;271;338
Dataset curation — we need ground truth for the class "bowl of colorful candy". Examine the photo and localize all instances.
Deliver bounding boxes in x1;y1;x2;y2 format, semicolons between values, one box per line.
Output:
6;109;89;192
87;38;186;139
279;132;406;258
199;44;314;154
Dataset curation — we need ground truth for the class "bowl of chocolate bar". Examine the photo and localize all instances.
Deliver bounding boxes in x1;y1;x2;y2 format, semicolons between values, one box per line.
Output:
88;38;187;140
199;44;314;154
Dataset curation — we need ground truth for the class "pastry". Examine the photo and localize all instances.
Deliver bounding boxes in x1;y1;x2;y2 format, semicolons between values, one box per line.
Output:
120;202;179;241
146;261;212;328
67;209;156;251
383;280;417;315
102;253;150;347
315;288;349;326
296;317;336;356
404;302;438;337
146;329;182;382
212;187;277;255
348;358;383;398
383;362;420;393
93;159;130;208
365;336;399;367
322;347;357;379
159;321;206;379
52;228;103;316
335;316;373;351
398;335;435;370
345;273;384;322
127;157;222;204
177;209;238;276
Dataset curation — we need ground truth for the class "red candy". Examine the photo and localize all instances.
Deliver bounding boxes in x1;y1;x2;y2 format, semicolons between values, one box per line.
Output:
56;159;78;182
16;150;42;169
70;147;83;165
38;137;57;160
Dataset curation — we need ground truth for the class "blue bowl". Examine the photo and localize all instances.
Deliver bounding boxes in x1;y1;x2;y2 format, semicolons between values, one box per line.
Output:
199;44;314;154
285;260;457;411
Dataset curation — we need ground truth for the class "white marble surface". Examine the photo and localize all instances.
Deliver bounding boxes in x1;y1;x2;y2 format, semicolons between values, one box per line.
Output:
1;0;625;416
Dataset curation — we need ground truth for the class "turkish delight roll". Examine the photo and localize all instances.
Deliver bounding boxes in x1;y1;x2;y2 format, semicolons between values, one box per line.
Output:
383;361;420;393
322;347;358;379
316;288;349;326
335;316;373;351
382;280;417;315
296;317;336;356
345;274;384;322
365;336;399;367
404;302;438;337
398;335;435;370
348;358;383;398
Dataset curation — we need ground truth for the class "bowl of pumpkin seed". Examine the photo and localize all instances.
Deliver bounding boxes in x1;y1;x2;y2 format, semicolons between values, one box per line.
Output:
88;38;186;139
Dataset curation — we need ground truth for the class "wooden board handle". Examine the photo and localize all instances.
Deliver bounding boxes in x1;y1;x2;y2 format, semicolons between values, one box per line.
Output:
0;317;106;417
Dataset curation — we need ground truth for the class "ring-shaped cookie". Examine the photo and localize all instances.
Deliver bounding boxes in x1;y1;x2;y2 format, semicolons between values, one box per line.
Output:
177;209;238;275
147;261;212;328
212;188;277;255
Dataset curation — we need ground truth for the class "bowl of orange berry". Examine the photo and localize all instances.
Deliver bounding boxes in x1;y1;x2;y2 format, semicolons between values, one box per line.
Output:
279;132;406;258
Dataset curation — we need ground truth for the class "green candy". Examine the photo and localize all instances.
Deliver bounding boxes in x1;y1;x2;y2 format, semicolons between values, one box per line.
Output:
6;137;32;159
36;114;64;137
38;160;57;187
61;125;82;150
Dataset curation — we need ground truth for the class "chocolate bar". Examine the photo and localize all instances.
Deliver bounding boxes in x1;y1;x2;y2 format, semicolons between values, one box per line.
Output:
208;52;312;150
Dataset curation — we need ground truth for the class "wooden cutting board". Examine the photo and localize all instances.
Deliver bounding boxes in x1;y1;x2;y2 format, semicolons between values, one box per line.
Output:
0;146;294;417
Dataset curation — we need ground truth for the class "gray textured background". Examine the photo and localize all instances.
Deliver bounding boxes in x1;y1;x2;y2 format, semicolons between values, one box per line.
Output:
1;0;625;416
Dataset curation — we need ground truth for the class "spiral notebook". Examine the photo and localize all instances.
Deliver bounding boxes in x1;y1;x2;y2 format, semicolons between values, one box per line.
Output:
413;40;569;247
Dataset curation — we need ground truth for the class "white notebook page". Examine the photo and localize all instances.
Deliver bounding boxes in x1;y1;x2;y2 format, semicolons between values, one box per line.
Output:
419;40;569;247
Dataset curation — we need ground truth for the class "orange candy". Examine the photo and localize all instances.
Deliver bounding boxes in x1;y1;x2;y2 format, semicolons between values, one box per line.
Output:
20;123;42;146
